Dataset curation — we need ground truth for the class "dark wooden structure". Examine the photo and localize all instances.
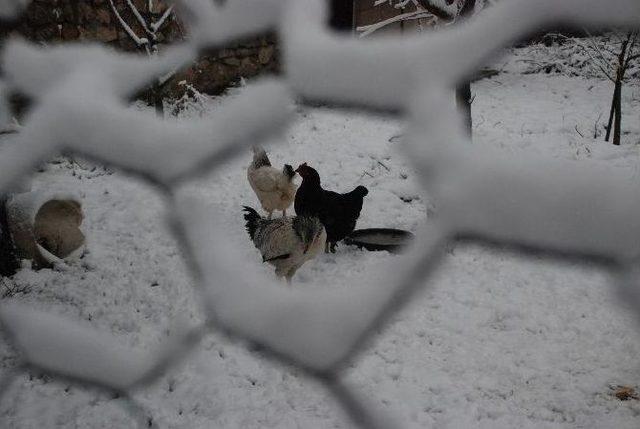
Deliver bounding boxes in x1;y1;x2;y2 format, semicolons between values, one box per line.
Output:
330;0;354;31
0;199;19;277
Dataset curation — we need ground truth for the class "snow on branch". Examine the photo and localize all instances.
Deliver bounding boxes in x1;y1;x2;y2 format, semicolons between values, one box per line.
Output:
150;5;174;33
415;0;458;20
125;0;153;36
357;10;430;38
108;0;149;47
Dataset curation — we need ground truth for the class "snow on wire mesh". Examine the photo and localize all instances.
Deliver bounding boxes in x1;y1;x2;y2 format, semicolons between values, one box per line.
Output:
0;0;640;428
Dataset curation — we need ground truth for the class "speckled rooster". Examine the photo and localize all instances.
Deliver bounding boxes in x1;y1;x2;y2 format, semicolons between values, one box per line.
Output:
243;206;326;284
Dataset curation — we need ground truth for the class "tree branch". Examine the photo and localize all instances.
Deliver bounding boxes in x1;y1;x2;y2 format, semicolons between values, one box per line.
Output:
150;5;174;33
108;0;149;47
416;0;456;20
357;10;430;37
125;0;153;36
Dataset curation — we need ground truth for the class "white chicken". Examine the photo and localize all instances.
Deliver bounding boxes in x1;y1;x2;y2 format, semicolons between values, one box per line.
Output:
243;206;326;284
247;146;297;219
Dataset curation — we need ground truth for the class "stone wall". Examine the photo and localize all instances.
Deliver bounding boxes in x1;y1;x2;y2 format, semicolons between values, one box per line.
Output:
1;0;279;98
172;36;278;96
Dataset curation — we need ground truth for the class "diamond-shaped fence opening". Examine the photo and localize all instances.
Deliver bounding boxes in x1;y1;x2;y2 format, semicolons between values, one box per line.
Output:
0;0;639;428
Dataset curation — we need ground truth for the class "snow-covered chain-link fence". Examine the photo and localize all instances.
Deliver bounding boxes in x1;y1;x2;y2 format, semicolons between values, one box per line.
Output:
1;0;640;427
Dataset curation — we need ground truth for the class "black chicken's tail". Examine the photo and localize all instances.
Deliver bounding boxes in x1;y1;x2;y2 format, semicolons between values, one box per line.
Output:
352;185;369;198
243;206;262;241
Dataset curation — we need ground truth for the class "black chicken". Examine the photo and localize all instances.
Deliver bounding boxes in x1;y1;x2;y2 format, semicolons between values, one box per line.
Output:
294;163;368;252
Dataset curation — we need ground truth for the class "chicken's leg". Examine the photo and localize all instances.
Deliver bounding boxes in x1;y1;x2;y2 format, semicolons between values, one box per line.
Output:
325;241;338;253
284;266;298;285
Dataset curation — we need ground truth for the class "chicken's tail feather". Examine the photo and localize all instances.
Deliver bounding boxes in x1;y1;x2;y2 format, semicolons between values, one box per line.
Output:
251;146;271;168
243;206;262;241
351;185;369;198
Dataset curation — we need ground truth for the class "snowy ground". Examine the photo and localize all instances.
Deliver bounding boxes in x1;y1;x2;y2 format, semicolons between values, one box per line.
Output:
1;55;640;428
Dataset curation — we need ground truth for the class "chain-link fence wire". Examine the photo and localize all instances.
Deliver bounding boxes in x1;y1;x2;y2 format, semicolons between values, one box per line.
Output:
0;0;640;427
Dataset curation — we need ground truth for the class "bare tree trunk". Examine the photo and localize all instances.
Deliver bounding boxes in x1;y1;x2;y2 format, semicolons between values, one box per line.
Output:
456;83;472;137
613;80;622;146
0;198;19;277
604;81;617;142
152;82;164;118
604;32;633;145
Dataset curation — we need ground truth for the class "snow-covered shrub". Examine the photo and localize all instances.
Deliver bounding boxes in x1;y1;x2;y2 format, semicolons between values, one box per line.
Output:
511;32;640;80
168;81;214;118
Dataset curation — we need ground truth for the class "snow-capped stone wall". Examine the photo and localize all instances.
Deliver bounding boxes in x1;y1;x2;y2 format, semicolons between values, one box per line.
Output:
0;0;278;96
169;34;278;96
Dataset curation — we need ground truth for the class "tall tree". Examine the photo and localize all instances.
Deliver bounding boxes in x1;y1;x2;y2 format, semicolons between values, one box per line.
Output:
603;31;638;146
556;30;639;145
108;0;177;116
